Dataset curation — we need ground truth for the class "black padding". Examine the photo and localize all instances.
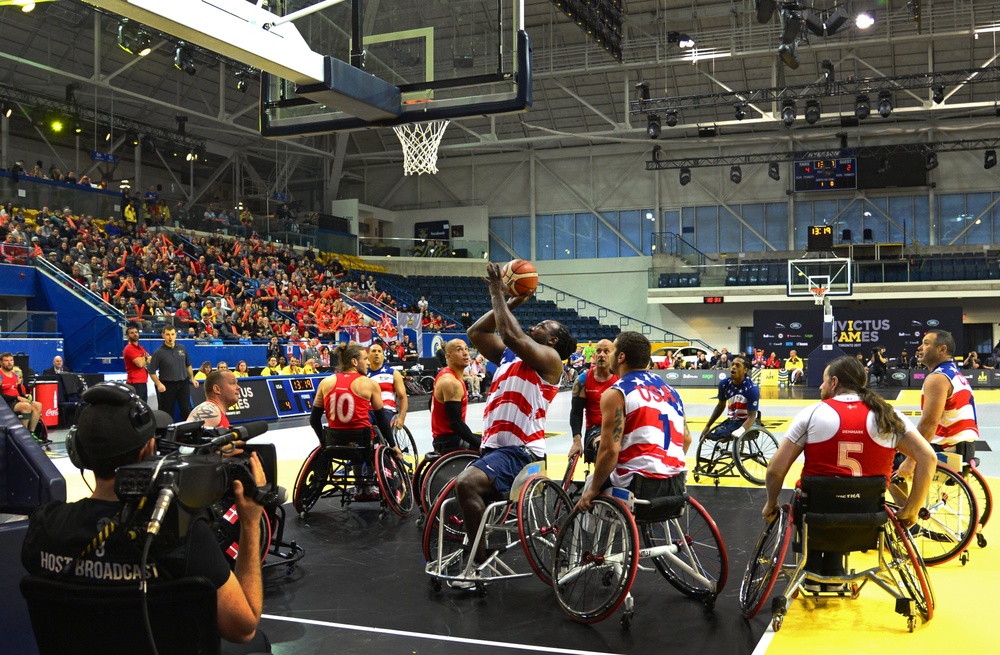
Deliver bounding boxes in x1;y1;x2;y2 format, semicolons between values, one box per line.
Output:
798;476;888;553
630;473;688;523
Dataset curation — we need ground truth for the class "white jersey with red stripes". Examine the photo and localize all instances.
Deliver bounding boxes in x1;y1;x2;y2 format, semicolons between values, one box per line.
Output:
923;360;979;445
481;348;559;457
609;370;687;488
367;363;397;414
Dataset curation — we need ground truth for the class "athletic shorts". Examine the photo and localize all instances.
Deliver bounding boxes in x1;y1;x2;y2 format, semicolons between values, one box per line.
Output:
471;445;539;495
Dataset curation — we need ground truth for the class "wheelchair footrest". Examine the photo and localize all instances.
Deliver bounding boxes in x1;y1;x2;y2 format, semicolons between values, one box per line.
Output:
894;597;913;617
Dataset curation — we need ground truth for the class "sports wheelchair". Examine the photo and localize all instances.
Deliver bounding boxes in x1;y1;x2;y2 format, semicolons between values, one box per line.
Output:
692;417;779;486
423;458;579;596
551;477;728;628
293;426;414;519
740;476;934;633
413;448;481;527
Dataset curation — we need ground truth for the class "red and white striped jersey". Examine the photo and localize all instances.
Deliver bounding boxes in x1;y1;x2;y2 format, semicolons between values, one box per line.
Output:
481;349;559;457
367;363;398;414
609;370;687;488
923;360;979;445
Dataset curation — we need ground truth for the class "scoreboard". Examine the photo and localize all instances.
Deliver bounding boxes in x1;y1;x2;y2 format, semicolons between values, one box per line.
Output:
807;225;834;251
267;376;324;417
191;375;327;423
793;157;857;191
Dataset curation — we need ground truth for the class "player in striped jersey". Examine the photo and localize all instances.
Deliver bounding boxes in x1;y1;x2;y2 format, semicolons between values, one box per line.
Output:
367;341;408;431
576;332;691;511
458;263;575;567
701;355;759;442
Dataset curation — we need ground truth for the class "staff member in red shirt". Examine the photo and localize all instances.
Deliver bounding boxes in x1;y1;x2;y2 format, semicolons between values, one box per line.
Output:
123;325;151;403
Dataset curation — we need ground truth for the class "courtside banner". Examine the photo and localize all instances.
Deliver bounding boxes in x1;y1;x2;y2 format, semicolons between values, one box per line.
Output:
650;370;724;387
754;306;963;359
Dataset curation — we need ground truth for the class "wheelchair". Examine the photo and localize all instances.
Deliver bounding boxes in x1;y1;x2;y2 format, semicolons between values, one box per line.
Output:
935;442;992;549
740;476;934;633
423;459;576;596
413;447;481;527
888;460;979;565
292;426;414;519
551;478;729;628
692;417;779;486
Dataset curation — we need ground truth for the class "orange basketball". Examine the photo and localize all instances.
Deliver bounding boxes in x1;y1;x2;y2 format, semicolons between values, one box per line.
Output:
500;259;538;296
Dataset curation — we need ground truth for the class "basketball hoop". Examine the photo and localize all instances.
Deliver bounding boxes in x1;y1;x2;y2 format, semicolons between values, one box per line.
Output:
810;287;828;305
392;120;450;175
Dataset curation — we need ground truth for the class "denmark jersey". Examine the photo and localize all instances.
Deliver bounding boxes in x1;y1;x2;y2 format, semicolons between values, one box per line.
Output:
431;367;467;438
609;370;687;488
786;393;909;480
323;372;371;431
923;360;979;445
576;368;619;429
367;363;398;414
481;348;559;457
716;375;760;421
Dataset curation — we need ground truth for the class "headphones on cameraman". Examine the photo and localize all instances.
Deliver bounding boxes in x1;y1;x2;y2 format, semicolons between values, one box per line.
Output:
66;382;156;471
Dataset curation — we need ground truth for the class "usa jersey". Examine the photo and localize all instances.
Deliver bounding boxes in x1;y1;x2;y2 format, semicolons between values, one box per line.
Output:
786;393;907;480
367;363;398;414
481;348;559;457
609;370;687;488
923;360;979;445
324;372;371;431
577;368;619;430
716;375;759;421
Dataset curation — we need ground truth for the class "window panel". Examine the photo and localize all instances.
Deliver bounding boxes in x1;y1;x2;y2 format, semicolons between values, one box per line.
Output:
765;202;789;249
554;213;575;260
535;214;553;261
511;216;531;259
962;193;993;245
694;205;718;254
937;194;966;244
741;204;766;252
886;197;910;243
488;217;512;262
575;212;596;259
619;210;640;257
719;206;741;253
597;216;618;258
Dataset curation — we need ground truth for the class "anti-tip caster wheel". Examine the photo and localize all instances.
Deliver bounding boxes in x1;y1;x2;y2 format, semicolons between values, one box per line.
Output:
977;533;987;548
693;474;700;483
960;550;970;566
621;611;633;630
772;614;784;632
908;617;916;633
415;516;425;529
714;478;720;487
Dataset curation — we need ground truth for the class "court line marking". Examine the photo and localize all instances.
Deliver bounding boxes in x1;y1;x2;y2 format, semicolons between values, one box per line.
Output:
261;614;624;655
751;624;776;655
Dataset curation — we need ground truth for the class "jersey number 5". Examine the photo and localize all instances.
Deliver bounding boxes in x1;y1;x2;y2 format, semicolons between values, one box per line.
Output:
837;441;864;476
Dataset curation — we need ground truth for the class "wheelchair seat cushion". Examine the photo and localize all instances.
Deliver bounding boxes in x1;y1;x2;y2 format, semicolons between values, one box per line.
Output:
630;473;688;523
322;427;374;459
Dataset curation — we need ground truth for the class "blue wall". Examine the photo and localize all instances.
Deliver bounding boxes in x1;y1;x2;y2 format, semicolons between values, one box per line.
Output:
1;339;64;373
0;264;35;297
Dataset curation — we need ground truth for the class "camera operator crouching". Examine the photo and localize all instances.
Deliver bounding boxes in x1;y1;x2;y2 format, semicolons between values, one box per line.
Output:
20;382;271;654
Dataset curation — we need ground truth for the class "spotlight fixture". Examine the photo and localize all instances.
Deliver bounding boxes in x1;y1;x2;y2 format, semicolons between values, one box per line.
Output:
175;115;188;134
73;117;82;134
780;99;796;127
117;20;152;57
186;151;199;162
876;157;890;175
679;166;691;186
821;59;835;84
646;114;661;139
855;11;876;30
777;42;799;70
678;34;695;48
768;162;781;181
730;165;742;184
635;80;650;102
1;101;11;119
877;90;894;118
651;145;663;162
734;102;748;121
925;152;938;171
174;42;196;76
49;117;64;133
985;150;997;170
127;133;139;146
780;9;803;44
932;84;944;104
664;109;678;127
236;77;248;92
854;94;871;119
756;0;777;24
804;99;821;125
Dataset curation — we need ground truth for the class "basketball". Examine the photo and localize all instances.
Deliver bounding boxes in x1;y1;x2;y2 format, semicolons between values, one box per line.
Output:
500;259;538;296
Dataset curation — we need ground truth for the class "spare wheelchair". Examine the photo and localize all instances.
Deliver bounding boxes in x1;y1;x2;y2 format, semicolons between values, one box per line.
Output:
292;426;414;519
692;417;779;486
423;458;578;596
551;477;728;628
740;476;934;633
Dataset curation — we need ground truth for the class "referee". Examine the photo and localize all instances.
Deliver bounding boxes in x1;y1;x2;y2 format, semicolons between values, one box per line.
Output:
147;325;199;420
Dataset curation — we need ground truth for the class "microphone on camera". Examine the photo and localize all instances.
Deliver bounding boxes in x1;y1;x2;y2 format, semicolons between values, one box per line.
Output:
146;472;178;537
207;420;269;450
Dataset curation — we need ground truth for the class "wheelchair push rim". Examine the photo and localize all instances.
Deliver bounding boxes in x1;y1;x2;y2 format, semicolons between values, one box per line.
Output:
292;446;330;516
419;450;479;516
394;425;419;478
375;444;415;517
732;428;779;486
518;476;574;586
884;507;934;622
422;477;466;562
740;504;793;620
893;464;978;565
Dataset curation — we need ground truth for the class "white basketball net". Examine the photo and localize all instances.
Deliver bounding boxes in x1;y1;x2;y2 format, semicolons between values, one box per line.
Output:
810;286;828;305
393;120;450;175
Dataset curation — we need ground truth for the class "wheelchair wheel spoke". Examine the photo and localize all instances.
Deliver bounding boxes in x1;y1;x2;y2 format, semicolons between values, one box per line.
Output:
644;497;728;601
903;465;977;565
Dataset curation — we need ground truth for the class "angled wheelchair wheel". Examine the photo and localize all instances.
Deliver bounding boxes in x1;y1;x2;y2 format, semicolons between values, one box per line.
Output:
420;450;479;516
559;452;581;496
642;497;729;603
733;427;779;486
694;435;731;479
740;504;793;620
896;464;978;565
552;497;639;624
964;464;992;534
421;478;466;562
214;503;273;565
293;446;330;517
393;425;419;475
518;476;573;586
884;507;934;622
375;445;415;517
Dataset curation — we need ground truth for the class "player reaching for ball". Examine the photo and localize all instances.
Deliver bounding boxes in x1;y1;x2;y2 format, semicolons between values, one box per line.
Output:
455;262;576;573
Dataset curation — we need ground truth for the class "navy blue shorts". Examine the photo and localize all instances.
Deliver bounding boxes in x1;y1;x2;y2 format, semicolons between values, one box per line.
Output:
471;446;537;495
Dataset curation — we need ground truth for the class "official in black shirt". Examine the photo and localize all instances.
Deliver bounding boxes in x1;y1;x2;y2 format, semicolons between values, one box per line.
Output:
147;325;198;420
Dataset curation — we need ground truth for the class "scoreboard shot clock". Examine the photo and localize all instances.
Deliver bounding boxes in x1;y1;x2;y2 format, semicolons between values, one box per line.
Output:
807;225;834;251
793;156;858;191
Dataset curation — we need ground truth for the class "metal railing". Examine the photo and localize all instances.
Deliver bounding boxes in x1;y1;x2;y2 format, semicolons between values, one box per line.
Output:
0;309;59;337
653;231;718;266
358;236;488;259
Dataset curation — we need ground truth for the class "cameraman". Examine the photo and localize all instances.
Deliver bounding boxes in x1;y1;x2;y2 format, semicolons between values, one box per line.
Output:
21;383;270;653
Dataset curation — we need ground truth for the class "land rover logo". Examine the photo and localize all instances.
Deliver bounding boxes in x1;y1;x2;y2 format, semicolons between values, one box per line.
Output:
790;322;802;329
666;372;680;380
927;319;940;327
892;372;907;380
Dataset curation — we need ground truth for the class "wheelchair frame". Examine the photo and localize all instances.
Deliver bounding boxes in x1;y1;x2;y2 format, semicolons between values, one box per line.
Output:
423;461;574;597
292;427;414;519
551;488;729;628
692;421;779;486
740;497;934;633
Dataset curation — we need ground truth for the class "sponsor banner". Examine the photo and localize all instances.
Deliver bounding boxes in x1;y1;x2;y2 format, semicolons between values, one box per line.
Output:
33;381;60;427
650;369;724;387
754;307;963;359
964;369;1000;388
757;369;781;387
886;369;909;387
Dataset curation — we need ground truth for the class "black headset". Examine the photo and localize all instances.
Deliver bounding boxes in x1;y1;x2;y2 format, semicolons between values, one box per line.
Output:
66;382;155;471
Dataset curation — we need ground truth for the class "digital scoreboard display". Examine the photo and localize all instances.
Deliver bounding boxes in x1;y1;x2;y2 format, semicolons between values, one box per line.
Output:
807;225;834;251
267;376;323;417
793;157;857;191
